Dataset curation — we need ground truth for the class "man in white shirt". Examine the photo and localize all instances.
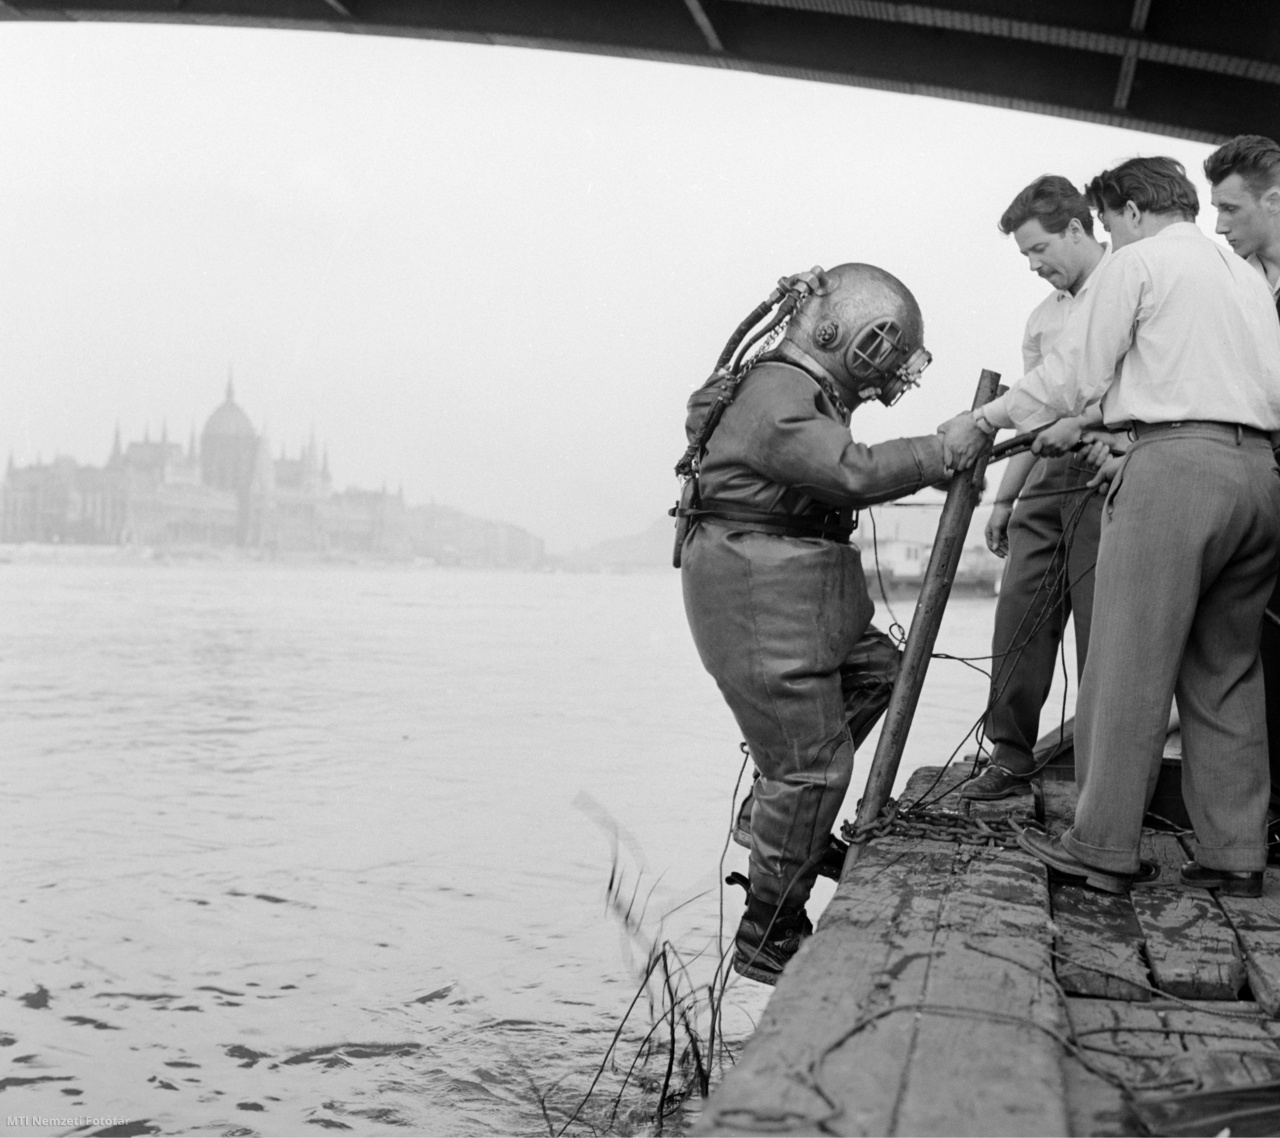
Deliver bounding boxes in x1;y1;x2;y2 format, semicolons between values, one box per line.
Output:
939;157;1280;896
1204;135;1280;841
1205;135;1280;305
964;176;1108;801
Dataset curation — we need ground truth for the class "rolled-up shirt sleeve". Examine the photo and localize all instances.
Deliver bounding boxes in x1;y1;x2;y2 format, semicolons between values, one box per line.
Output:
736;371;949;506
984;256;1142;432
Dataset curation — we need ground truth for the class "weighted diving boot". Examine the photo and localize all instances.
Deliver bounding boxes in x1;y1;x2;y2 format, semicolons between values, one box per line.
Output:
731;887;813;986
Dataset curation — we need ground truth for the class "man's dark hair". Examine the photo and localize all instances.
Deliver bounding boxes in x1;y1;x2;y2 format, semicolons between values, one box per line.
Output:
1085;157;1199;219
1203;134;1280;198
998;175;1094;237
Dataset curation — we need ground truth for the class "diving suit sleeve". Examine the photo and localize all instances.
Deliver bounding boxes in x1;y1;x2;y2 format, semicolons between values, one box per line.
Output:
741;370;949;507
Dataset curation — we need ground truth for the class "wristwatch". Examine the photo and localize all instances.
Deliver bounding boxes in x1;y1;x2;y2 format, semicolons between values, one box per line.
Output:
972;407;998;436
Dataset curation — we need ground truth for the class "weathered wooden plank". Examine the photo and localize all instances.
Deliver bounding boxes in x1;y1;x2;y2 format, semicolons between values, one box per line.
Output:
1063;998;1280;1136
1060;1050;1130;1137
893;848;1070;1137
1209;865;1280;1016
1070;998;1280;1066
1009;775;1148;1002
701;829;1070;1136
1128;831;1245;1000
1050;881;1149;1000
1022;785;1242;1001
699;837;957;1135
897;762;975;810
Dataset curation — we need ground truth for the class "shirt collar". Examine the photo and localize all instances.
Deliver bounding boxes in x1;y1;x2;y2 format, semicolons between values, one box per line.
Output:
1155;221;1203;239
1246;252;1280;296
1054;243;1109;303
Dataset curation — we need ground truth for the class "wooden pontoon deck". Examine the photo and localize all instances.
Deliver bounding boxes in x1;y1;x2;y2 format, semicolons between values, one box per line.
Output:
699;763;1280;1137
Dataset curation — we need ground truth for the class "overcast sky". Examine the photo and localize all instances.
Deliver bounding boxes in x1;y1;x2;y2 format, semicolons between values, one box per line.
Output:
0;22;1218;553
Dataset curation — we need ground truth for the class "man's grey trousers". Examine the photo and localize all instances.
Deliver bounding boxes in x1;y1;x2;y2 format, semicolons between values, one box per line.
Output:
1062;424;1280;875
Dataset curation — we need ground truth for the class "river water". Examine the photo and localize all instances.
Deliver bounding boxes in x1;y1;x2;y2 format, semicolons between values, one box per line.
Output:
0;553;1072;1136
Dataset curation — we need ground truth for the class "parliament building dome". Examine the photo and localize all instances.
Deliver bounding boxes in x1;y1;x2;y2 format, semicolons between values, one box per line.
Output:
201;381;259;494
202;382;255;440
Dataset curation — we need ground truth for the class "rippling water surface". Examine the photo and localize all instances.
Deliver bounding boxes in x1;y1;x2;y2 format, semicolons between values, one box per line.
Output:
0;555;1066;1136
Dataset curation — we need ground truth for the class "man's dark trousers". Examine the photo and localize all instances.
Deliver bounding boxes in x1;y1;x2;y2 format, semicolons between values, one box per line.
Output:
987;454;1104;775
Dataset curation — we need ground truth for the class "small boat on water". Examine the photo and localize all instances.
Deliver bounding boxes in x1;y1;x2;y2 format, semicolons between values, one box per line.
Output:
698;722;1280;1137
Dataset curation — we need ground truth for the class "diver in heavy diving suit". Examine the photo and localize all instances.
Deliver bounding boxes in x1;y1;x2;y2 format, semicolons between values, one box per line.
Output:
676;264;972;984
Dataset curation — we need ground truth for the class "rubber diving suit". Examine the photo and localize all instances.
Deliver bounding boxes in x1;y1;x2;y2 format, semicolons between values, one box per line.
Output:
676;264;950;983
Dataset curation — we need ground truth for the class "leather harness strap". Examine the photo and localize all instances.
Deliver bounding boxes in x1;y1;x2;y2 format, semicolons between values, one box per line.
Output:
674;498;854;543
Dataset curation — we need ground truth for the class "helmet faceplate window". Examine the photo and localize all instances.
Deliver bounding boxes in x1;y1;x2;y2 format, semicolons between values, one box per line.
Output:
847;320;910;383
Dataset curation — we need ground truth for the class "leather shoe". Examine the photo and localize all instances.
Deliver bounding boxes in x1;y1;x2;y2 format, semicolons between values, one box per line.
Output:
1180;861;1264;897
961;764;1032;800
1016;827;1145;894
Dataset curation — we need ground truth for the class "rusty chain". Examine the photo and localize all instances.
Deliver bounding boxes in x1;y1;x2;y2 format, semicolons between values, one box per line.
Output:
839;797;1031;851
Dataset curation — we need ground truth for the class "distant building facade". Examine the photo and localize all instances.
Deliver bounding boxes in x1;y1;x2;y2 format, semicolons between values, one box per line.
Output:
2;385;544;567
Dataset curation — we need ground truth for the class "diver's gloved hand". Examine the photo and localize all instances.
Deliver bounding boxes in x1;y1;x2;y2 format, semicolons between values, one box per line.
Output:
936;410;992;472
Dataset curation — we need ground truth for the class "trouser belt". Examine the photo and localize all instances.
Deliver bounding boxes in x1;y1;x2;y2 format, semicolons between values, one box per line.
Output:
1127;420;1269;444
675;499;854;542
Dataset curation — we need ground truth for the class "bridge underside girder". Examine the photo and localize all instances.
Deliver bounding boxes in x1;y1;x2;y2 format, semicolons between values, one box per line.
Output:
2;1;1278;143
